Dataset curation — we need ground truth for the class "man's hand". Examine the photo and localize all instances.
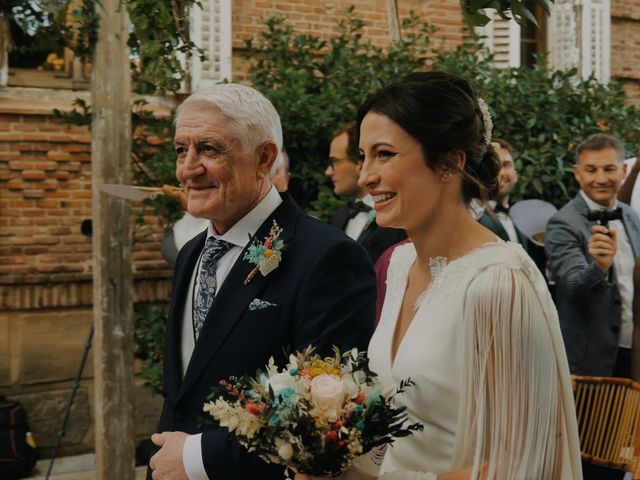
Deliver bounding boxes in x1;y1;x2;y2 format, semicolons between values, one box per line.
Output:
588;224;617;274
149;431;189;480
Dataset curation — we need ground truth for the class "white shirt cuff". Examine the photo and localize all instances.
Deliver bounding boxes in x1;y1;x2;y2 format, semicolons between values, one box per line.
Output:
183;433;209;480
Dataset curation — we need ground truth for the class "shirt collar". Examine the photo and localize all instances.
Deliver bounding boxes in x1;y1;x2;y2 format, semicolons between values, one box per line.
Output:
580;190;619;211
206;186;283;248
361;194;374;208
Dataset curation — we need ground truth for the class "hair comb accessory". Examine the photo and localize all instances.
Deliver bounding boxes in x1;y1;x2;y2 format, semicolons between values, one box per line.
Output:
477;98;493;146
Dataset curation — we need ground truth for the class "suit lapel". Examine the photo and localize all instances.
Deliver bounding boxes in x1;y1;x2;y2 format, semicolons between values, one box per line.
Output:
331;204;350;231
356;220;375;244
164;231;206;404
177;195;300;403
622;207;640;257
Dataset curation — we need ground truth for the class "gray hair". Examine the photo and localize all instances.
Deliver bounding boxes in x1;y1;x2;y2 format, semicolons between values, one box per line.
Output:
575;133;625;164
176;84;283;176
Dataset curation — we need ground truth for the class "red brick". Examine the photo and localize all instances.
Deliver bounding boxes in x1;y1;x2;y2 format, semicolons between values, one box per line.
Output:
22;189;46;199
47;152;75;161
54;171;70;181
41;179;59;190
22;170;47;180
33;235;60;245
0;152;21;161
36;199;60;208
13;124;38;132
0;171;16;180
35;161;60;171
7;180;25;190
9;161;35;170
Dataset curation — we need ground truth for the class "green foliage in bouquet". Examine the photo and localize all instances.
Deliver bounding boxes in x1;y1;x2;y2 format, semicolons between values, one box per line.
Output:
204;346;423;476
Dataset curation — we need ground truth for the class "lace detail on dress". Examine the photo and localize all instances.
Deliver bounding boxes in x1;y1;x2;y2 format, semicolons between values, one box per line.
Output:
428;256;448;287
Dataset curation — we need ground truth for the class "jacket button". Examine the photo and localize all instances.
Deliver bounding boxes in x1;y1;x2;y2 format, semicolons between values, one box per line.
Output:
612;326;620;334
174;410;186;422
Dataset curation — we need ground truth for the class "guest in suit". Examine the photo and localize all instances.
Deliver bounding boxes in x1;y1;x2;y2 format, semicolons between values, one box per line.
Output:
477;139;528;247
326;122;406;262
546;133;640;378
147;84;375;480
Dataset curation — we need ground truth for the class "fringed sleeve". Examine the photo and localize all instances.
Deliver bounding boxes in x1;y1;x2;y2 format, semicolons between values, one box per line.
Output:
450;262;582;479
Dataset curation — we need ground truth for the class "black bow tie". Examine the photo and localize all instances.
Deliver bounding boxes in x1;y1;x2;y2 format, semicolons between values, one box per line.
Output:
494;203;510;215
347;201;372;219
587;207;623;227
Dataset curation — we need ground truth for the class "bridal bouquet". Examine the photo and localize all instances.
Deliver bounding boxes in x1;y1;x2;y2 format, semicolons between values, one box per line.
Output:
204;346;422;476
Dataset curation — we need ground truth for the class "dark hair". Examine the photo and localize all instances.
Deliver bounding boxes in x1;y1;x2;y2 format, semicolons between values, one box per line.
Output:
332;122;360;163
575;133;625;164
493;138;513;157
356;71;500;203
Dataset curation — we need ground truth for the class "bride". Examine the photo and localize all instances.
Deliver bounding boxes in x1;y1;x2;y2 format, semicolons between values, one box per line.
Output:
299;72;582;479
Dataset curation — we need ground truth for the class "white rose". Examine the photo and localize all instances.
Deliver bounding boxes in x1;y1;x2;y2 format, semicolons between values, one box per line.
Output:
268;372;295;395
311;374;345;419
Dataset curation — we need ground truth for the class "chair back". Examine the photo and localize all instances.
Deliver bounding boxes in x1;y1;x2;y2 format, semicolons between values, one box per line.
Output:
573;375;640;476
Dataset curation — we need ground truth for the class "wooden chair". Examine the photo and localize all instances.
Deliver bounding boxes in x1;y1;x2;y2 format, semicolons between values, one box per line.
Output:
572;375;640;478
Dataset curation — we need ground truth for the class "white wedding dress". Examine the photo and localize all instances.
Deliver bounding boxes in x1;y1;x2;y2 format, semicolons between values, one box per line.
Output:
367;241;582;480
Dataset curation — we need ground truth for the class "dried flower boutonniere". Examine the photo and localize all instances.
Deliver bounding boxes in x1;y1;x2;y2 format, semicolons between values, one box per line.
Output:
243;220;284;285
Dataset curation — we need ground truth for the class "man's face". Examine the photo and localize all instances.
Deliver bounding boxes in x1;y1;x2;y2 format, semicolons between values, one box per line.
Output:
573;147;626;208
175;106;275;234
497;148;518;196
325;132;365;198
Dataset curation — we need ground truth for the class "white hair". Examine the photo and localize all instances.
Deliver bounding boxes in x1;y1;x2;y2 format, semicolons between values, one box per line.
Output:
176;84;283;177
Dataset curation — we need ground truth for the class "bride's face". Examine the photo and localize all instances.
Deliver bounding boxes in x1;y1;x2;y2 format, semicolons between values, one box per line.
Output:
358;112;445;233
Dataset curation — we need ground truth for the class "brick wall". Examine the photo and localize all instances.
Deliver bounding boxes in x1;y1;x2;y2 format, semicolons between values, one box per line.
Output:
0;103;173;310
611;0;640;95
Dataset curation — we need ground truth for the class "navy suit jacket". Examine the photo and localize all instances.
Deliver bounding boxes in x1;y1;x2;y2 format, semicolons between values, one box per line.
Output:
330;203;406;263
546;193;640;375
150;194;376;479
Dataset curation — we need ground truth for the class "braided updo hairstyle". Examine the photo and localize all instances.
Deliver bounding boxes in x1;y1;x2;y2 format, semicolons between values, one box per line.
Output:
356;71;500;204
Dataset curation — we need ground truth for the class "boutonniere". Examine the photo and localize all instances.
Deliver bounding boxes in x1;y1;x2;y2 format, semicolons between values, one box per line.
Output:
243;220;284;285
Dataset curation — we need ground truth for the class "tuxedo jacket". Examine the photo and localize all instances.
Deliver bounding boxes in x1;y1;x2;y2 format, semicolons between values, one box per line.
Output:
330;204;406;263
151;194;375;479
546;193;640;375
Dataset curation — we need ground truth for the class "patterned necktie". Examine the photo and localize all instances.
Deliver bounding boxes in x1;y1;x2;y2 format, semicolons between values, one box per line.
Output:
192;237;234;340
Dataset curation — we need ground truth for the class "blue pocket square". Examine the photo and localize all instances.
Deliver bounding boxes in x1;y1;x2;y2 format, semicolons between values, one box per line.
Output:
248;298;278;311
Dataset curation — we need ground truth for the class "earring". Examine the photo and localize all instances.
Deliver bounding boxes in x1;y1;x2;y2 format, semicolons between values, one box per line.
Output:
442;172;452;181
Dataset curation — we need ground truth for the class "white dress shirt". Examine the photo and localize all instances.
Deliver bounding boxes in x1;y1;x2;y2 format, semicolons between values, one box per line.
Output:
580;191;635;348
344;195;374;240
180;187;282;480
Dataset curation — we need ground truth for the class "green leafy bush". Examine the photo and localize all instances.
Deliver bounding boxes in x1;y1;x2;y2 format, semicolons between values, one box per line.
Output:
247;14;640;211
134;303;168;394
437;46;640;206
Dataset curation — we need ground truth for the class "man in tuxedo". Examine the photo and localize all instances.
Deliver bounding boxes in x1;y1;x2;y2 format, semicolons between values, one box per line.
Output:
148;84;375;480
477;139;528;247
546;133;640;379
326;122;406;262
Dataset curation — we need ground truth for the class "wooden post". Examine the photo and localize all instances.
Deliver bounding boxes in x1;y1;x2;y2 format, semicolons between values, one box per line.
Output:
91;0;134;478
386;0;402;44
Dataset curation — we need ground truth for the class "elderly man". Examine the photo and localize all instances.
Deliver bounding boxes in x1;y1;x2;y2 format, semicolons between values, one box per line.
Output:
546;133;640;378
148;84;375;480
326;122;406;262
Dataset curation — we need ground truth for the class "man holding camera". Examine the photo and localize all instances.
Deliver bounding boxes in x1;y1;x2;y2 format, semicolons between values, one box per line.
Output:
546;133;640;378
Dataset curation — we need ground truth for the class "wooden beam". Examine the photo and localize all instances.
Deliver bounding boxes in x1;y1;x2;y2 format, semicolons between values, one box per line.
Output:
91;0;134;478
386;0;402;44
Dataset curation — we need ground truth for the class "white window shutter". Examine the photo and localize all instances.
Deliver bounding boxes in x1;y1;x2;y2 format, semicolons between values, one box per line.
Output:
189;0;232;92
580;0;610;82
548;0;610;82
476;10;521;68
